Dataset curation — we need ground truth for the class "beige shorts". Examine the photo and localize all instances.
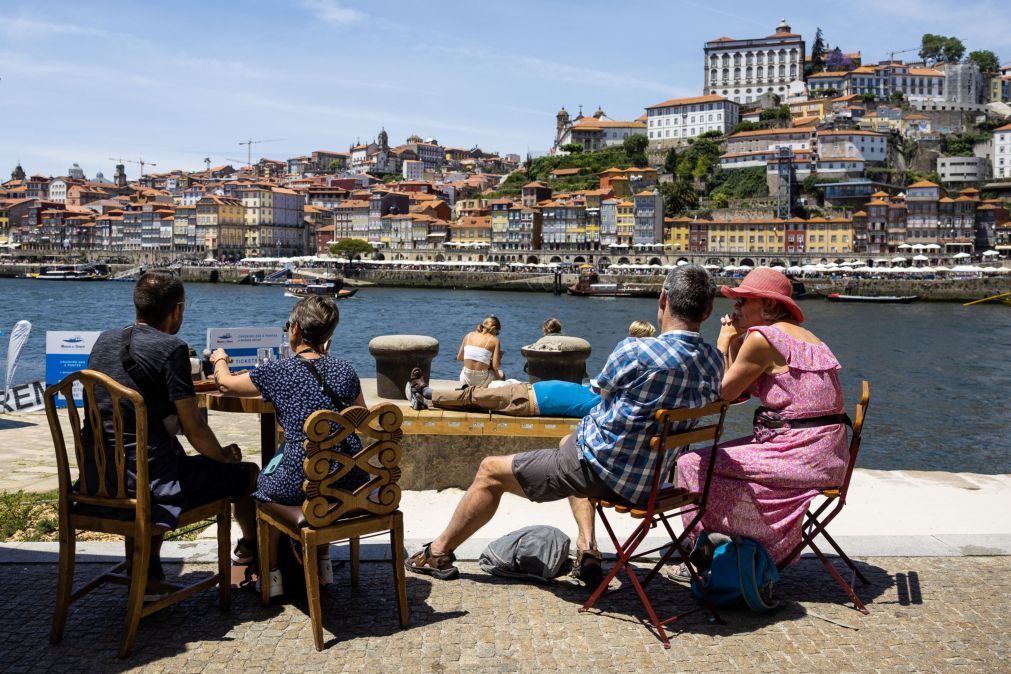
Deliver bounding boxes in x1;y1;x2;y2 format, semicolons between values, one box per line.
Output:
460;366;494;388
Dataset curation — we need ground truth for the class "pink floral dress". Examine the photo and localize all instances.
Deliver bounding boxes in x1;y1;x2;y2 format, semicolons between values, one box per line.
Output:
676;325;850;565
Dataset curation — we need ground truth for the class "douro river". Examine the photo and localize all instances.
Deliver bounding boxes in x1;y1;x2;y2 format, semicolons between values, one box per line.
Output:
3;278;1008;474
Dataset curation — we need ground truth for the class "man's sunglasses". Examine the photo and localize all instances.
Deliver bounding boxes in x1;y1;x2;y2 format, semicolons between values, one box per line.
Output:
283;320;295;333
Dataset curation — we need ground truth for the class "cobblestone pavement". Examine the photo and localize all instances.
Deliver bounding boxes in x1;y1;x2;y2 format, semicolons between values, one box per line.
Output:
1;556;1007;672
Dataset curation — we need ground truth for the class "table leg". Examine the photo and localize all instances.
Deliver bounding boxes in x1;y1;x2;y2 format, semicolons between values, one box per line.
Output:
260;412;277;467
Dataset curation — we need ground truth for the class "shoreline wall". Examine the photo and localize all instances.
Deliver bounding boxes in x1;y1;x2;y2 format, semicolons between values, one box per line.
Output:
2;263;1009;301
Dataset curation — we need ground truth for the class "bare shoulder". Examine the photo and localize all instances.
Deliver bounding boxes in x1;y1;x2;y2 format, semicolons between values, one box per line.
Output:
772;322;823;346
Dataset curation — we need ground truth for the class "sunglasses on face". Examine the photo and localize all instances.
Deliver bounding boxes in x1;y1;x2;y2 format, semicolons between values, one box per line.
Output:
283;320;294;333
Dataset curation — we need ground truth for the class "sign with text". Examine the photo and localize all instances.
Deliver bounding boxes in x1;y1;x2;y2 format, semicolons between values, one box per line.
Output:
207;327;282;368
1;380;45;413
46;331;101;408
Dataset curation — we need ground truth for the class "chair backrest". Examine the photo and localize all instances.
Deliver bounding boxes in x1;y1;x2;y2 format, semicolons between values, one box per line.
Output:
644;399;731;512
301;403;404;528
834;380;870;503
44;369;150;514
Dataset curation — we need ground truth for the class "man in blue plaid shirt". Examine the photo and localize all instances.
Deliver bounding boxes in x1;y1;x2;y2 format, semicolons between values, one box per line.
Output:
407;265;723;582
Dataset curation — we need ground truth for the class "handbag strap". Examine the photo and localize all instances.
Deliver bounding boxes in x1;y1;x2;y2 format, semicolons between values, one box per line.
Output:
294;356;344;409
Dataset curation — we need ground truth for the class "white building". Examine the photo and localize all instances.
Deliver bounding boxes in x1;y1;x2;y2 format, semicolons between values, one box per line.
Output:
645;95;739;144
937;156;989;183
402;159;424;181
703;19;805;104
994;123;1011;179
48;178;69;203
555;106;646;151
815;130;887;163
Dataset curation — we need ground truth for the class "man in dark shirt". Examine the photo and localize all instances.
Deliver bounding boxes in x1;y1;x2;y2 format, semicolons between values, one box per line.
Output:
83;271;259;588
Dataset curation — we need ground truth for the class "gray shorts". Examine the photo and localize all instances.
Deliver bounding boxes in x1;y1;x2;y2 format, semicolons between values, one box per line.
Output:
512;434;623;503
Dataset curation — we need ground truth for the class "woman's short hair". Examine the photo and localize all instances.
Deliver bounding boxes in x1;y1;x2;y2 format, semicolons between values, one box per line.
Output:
627;320;657;338
542;317;562;335
289;295;340;350
134;270;184;325
476;315;501;335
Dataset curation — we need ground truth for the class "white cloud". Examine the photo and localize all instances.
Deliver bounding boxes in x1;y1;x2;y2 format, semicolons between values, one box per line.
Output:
298;0;364;25
0;16;118;39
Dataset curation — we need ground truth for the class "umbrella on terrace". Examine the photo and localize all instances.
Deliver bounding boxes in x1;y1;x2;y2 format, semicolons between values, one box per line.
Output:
952;252;971;259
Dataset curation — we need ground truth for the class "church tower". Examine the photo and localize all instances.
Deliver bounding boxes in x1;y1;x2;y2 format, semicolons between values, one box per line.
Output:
555;106;570;146
378;127;389;151
11;163;25;181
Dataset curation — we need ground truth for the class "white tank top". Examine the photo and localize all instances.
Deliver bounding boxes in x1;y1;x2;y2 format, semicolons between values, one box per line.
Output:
463;344;493;365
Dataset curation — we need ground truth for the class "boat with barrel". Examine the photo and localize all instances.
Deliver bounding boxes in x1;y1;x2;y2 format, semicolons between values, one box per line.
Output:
822;292;919;304
567;269;659;298
31;264;110;281
283;278;358;300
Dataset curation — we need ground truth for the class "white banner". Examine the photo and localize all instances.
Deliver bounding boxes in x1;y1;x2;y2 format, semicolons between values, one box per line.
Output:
2;320;32;413
207;327;282;368
1;379;45;413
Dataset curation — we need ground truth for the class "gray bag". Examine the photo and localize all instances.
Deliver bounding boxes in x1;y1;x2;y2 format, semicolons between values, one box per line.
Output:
478;525;571;583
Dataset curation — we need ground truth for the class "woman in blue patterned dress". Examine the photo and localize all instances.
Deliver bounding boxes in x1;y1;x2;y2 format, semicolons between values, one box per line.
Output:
211;295;367;595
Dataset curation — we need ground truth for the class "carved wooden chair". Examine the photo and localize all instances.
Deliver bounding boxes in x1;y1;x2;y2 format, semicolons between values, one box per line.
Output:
778;380;871;613
255;403;409;651
45;370;232;659
580;400;730;649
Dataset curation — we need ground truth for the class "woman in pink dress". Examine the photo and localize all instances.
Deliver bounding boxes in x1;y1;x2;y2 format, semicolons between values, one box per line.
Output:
677;267;850;565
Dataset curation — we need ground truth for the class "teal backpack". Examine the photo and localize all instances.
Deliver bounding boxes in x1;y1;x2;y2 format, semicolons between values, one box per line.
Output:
689;532;780;612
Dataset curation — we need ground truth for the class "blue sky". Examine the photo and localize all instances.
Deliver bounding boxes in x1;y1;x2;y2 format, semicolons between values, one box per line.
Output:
1;0;1008;179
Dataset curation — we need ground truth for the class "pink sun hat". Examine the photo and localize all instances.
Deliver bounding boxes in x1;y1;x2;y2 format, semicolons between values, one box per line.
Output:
720;267;804;323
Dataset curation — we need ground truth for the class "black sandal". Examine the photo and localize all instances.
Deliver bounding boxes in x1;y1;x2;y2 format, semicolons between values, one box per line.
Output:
571;548;603;588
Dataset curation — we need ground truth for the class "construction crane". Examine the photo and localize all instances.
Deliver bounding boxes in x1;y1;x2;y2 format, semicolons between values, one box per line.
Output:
108;157;157;177
238;138;285;167
888;47;919;63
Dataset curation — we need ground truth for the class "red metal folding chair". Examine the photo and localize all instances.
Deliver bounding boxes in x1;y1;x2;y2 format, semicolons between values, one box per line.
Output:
579;400;730;649
778;380;871;613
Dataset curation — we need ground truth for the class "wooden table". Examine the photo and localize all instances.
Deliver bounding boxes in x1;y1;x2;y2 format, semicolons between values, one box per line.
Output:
198;391;278;466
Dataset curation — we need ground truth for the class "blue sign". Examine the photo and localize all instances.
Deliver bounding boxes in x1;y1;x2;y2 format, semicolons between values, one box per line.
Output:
46;331;101;408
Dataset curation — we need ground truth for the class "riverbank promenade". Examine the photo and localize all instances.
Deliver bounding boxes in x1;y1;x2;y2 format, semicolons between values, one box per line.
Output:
1;381;1008;671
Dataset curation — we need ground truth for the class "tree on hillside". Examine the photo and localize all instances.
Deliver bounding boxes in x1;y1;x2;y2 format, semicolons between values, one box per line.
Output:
658;180;698;217
663;147;679;175
623;134;649;165
825;48;854;72
329;238;374;259
810;28;826;74
920;34;965;65
759;105;791;126
968;49;1000;73
733;120;763;133
328;160;343;173
560;143;584;154
676;137;722;185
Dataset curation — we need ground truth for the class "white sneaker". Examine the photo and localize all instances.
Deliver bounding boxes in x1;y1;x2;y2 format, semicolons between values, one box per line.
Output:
256;568;284;598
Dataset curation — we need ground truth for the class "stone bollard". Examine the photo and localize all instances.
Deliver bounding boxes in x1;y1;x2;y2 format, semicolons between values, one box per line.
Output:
521;336;592;384
368;335;440;399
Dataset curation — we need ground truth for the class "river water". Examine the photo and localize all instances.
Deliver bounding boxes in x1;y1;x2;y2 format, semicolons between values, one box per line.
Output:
2;278;1009;474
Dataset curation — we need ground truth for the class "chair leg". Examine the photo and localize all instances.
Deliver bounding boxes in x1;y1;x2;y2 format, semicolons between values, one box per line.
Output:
256;513;272;607
390;514;409;628
349;537;360;588
119;535;150;658
302;536;325;651
216;505;231;611
50;524;76;644
809;539;869;614
820;528;869;584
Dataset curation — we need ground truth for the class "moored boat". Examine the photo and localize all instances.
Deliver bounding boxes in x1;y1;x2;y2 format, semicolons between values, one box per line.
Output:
822;292;919;304
33;264;110;281
283;279;358;299
567;269;660;298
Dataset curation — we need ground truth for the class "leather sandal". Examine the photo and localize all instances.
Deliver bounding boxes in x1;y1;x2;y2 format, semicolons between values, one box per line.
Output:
571;548;604;588
405;543;459;580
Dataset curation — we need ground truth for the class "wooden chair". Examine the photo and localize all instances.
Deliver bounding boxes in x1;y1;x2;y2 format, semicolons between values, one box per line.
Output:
778;380;871;613
45;370;232;659
256;403;409;651
580;400;730;649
